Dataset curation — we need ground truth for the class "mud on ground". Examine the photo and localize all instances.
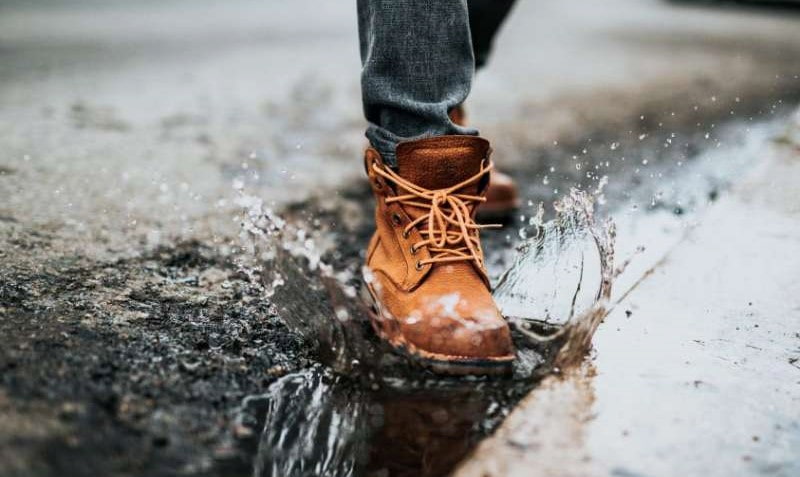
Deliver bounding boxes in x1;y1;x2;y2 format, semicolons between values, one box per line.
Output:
0;242;309;476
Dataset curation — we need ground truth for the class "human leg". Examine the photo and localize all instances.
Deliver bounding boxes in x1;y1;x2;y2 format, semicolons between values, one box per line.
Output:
357;0;478;165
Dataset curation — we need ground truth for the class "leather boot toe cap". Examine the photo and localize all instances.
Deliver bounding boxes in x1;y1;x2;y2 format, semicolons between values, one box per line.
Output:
400;299;515;360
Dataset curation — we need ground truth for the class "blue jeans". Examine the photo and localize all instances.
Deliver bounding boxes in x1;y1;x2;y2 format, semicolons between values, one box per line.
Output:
357;0;516;164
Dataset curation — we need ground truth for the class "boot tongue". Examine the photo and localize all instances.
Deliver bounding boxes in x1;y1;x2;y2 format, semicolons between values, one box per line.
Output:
394;136;490;193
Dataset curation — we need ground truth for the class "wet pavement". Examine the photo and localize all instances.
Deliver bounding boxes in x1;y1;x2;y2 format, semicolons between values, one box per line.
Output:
456;110;800;477
2;0;800;476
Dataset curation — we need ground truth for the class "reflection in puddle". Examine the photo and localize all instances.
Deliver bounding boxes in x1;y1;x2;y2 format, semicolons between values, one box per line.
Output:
250;368;368;477
238;362;543;477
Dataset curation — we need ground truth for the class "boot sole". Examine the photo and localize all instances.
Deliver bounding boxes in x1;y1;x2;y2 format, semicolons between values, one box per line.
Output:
362;282;515;376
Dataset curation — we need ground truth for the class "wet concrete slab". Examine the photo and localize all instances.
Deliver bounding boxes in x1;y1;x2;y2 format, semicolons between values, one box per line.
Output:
454;112;800;477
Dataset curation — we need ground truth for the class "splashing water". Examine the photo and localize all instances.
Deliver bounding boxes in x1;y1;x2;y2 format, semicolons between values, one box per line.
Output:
233;188;382;375
225;183;618;477
493;188;616;367
234;180;619;374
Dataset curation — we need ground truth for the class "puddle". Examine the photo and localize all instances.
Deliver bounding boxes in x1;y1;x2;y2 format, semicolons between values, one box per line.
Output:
218;113;790;476
231;364;539;477
220;177;572;476
219;180;613;476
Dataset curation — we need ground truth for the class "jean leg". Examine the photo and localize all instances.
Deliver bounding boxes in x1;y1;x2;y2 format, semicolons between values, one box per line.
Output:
357;0;478;165
467;0;517;70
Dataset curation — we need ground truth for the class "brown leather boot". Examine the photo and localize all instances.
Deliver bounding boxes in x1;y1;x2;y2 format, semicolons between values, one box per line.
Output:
363;136;515;375
449;105;520;220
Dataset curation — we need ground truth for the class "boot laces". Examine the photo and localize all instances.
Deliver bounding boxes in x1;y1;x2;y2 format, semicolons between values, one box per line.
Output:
372;160;500;271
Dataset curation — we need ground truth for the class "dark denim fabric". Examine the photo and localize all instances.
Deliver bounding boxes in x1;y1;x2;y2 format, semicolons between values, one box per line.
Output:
468;0;517;70
357;0;515;165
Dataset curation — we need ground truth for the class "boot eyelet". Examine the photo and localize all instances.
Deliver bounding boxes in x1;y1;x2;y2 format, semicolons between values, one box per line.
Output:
409;245;417;255
391;213;402;226
402;230;410;239
415;260;424;270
